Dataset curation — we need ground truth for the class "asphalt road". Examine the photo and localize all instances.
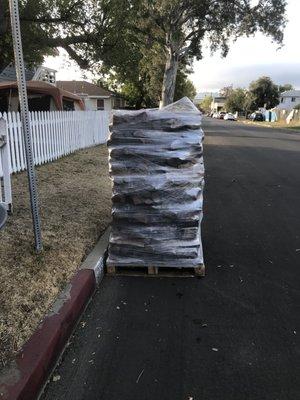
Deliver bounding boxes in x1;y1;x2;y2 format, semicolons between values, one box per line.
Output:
42;119;300;400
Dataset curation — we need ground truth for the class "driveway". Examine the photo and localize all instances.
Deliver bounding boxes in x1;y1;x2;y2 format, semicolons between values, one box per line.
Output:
42;118;300;400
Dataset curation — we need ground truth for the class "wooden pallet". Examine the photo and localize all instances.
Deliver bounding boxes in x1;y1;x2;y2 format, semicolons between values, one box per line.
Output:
106;264;205;277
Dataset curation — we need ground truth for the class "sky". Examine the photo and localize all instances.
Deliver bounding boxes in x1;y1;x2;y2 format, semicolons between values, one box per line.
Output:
45;0;300;94
191;0;300;92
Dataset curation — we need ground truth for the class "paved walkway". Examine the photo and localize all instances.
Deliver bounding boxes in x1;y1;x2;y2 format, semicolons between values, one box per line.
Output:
42;119;300;400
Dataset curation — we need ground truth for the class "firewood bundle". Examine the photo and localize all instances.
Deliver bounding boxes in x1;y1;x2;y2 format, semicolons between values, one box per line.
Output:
107;97;204;268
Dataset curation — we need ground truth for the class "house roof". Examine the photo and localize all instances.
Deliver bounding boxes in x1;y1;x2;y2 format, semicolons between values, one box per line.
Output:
194;92;219;101
0;81;85;110
56;81;113;98
212;97;226;103
281;90;300;97
0;65;35;82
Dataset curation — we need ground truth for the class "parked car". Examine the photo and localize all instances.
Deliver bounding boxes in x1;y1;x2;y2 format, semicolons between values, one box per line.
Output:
212;112;219;118
224;113;237;121
219;111;226;119
249;112;264;121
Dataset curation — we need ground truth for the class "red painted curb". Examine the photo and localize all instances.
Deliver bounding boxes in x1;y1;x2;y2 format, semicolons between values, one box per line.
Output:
0;269;96;400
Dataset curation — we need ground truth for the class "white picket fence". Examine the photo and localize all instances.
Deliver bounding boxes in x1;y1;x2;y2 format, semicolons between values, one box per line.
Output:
0;110;109;208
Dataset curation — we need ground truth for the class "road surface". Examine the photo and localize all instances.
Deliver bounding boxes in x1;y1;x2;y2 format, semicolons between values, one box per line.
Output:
42;119;300;400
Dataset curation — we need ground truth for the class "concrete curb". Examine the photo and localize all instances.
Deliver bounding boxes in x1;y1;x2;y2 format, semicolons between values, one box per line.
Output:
0;227;110;400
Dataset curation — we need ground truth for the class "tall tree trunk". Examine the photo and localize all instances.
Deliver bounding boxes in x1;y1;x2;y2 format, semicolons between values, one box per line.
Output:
161;49;179;107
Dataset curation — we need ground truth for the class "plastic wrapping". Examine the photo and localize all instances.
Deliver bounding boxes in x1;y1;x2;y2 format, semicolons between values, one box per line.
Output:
107;97;204;268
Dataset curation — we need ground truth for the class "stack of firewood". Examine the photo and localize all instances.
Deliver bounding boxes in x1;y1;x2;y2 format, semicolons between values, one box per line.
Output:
107;97;204;269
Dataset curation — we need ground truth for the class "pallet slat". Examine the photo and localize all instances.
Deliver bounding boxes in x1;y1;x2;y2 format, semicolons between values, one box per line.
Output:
106;264;205;278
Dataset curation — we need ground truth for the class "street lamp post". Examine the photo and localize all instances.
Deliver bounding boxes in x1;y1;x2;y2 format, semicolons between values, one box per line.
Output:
9;0;42;252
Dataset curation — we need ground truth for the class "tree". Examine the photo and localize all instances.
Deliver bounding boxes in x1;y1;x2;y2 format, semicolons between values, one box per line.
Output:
118;55;196;108
174;70;196;102
1;0;287;108
100;38;196;108
278;84;294;93
199;95;213;113
248;76;279;110
244;91;257;115
0;0;130;72
132;0;287;106
225;88;247;113
220;86;233;98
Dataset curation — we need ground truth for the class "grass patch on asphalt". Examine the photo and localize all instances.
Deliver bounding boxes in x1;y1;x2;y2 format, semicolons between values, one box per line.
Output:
286;125;300;131
0;145;111;368
241;120;300;131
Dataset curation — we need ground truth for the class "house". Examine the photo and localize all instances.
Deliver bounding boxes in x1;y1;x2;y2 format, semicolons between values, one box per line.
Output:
0;64;125;112
277;90;300;111
0;65;84;112
0;81;84;112
193;92;219;106
0;64;57;84
210;95;226;113
56;81;126;112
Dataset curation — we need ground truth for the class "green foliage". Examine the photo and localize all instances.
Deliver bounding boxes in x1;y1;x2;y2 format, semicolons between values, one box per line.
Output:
294;104;300;110
130;0;287;104
244;91;257;113
225;88;247;113
278;84;294;93
0;0;55;70
248;76;279;109
199;96;213;113
134;0;287;61
223;79;295;114
117;42;165;108
101;39;196;108
121;82;144;108
0;0;131;72
174;72;196;102
220;86;233;98
0;0;287;107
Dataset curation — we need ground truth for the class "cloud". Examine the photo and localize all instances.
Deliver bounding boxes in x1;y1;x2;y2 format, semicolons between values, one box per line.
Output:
191;0;300;92
192;63;300;91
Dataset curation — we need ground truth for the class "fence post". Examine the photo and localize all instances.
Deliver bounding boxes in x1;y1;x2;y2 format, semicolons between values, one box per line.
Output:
0;118;13;212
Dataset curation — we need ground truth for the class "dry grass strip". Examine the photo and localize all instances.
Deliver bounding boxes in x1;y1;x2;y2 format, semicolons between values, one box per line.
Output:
0;145;111;368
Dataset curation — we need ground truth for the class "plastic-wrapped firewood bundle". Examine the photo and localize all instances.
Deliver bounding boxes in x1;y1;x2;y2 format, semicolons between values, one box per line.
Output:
106;97;205;271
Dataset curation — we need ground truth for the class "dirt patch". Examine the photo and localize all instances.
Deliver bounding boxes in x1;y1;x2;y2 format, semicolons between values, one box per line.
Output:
0;145;111;368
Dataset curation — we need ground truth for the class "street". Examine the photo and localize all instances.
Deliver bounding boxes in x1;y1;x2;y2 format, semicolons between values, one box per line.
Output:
42;119;300;400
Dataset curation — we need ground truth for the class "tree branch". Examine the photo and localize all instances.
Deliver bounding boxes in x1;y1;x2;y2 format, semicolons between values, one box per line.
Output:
63;45;90;69
43;34;94;47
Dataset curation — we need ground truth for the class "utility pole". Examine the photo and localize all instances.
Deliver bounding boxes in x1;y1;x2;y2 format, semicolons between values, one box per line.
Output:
9;0;43;252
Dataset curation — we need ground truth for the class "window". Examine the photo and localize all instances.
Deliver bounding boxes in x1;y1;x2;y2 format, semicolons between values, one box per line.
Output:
63;99;75;111
280;97;284;103
28;95;51;111
291;97;296;102
97;99;104;110
0;95;8;113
